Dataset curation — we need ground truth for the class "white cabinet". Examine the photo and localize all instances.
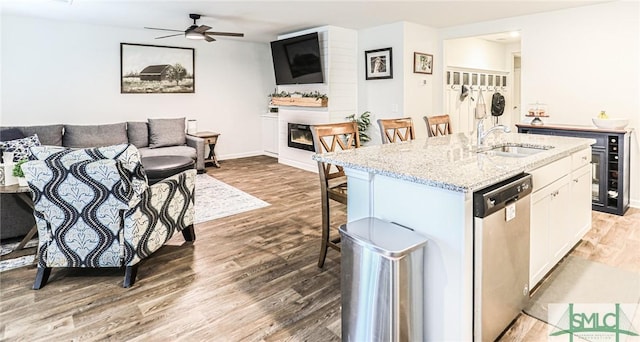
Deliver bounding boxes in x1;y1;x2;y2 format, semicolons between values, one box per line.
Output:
530;174;570;286
569;161;592;243
529;147;592;287
261;115;279;156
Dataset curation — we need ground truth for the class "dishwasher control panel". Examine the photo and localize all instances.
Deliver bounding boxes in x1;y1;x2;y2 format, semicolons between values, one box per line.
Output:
473;173;533;218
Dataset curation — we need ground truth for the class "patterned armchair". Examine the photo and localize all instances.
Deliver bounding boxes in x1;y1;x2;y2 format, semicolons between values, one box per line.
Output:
21;144;196;289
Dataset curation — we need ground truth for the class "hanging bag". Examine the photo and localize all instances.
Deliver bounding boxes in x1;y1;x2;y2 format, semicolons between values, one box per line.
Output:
475;89;487;119
491;92;506;117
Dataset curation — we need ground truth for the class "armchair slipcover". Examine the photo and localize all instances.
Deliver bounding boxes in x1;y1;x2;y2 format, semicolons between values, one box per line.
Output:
22;144;196;289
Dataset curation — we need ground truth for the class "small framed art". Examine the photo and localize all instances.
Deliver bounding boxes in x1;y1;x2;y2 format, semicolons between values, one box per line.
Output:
365;47;393;80
413;52;433;74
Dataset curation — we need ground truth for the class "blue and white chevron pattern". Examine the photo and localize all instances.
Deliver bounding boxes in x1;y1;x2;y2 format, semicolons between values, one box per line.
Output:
22;144;195;269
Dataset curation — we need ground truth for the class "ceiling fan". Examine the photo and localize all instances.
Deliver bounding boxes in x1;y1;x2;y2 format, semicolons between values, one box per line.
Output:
145;14;244;42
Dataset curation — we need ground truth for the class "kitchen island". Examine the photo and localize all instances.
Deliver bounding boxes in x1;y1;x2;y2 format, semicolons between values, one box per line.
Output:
313;131;595;341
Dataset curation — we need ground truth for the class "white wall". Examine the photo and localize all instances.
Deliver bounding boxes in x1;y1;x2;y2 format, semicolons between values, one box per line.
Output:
445;37;510;71
1;14;275;160
358;21;439;144
403;22;439;140
358;22;405;145
439;1;640;208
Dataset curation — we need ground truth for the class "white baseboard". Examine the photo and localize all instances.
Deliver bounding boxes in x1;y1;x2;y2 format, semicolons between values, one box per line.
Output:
630;198;640;209
263;151;278;158
278;157;317;173
217;151;264;161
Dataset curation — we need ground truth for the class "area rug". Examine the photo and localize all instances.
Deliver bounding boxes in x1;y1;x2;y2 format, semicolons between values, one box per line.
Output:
0;174;269;272
193;173;269;223
524;255;640;324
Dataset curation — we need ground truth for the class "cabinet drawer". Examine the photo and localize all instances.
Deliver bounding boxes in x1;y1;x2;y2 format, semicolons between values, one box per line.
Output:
571;148;591;171
204;136;219;144
530;156;571;191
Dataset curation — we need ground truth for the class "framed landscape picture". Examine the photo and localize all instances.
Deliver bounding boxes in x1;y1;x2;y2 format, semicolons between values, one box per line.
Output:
365;47;393;80
413;52;433;74
120;43;195;94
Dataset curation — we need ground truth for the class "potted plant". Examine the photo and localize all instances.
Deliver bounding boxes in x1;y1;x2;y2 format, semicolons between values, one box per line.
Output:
13;159;28;187
346;111;372;143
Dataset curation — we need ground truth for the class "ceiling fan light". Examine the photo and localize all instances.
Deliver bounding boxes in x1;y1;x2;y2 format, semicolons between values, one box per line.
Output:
185;31;204;40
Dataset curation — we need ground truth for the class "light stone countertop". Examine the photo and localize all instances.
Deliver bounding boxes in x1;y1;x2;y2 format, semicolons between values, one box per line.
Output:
312;132;595;193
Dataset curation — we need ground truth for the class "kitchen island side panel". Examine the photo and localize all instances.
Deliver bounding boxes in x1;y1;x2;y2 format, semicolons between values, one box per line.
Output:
345;169;473;341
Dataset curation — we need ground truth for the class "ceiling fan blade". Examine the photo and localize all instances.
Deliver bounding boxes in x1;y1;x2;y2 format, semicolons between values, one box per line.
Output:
204;35;216;42
155;33;183;39
205;31;244;37
194;25;212;33
144;27;184;33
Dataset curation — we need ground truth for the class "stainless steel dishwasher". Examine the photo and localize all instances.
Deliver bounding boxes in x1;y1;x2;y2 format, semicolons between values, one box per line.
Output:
473;173;532;341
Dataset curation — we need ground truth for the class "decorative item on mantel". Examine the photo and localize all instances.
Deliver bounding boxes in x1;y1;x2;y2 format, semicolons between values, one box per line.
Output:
526;102;548;125
269;90;328;107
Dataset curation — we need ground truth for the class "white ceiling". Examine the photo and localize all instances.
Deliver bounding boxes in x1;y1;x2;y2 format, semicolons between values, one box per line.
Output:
1;0;605;43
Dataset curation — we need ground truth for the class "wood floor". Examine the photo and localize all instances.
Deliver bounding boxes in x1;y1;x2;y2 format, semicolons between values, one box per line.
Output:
0;155;637;341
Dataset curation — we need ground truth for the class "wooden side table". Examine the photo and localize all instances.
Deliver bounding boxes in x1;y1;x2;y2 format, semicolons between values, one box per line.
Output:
188;131;221;168
0;184;37;252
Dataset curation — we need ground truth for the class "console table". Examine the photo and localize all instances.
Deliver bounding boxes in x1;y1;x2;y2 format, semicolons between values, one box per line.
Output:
188;131;221;168
0;184;37;252
517;123;632;215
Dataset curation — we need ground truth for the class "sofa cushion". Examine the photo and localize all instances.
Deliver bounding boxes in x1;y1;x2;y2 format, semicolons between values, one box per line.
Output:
127;122;149;148
138;145;196;160
63;123;128;148
0;125;63;146
0;134;41;162
148;118;186;149
0;128;26;141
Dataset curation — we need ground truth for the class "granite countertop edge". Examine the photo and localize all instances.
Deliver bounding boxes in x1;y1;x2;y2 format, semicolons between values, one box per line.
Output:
313;133;595;193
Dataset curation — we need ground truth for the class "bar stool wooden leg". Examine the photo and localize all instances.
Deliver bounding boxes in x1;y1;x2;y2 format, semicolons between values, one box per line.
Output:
318;195;331;268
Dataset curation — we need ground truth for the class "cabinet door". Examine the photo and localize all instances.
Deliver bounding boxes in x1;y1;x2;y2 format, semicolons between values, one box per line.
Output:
549;178;571;263
591;148;607;208
530;190;550;287
261;116;279;155
570;164;592;243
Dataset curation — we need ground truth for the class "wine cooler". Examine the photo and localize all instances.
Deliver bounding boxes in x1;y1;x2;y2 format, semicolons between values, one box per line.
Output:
517;124;631;216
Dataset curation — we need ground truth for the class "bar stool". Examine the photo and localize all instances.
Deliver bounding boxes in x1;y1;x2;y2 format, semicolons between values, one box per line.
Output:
424;115;452;137
377;117;415;144
310;121;360;268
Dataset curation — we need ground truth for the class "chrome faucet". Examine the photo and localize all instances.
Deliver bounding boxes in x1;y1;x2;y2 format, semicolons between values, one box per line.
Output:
477;119;511;147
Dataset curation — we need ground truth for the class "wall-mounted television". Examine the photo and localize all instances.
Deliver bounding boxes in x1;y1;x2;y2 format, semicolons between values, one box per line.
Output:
270;32;324;85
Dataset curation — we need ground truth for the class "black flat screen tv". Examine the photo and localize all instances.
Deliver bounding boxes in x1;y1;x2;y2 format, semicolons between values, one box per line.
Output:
270;32;324;85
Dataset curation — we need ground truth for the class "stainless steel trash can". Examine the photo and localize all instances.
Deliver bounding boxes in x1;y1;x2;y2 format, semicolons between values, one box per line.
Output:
339;217;428;342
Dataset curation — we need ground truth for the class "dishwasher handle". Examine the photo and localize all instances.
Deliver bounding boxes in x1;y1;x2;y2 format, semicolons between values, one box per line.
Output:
473;173;532;218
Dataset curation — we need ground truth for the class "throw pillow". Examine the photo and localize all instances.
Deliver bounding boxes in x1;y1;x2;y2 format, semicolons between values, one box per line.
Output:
0;128;26;142
127;122;149;148
148;118;186;148
0;134;41;162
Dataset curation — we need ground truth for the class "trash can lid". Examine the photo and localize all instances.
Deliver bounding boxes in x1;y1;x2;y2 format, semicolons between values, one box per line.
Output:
339;217;428;258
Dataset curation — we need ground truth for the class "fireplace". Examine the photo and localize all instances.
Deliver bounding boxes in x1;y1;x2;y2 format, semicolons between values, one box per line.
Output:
287;123;315;151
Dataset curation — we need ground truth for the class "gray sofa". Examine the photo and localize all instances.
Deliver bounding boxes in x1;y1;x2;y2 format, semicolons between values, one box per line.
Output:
1;120;205;240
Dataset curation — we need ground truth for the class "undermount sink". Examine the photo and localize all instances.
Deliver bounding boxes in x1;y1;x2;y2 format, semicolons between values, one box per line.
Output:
482;145;552;158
